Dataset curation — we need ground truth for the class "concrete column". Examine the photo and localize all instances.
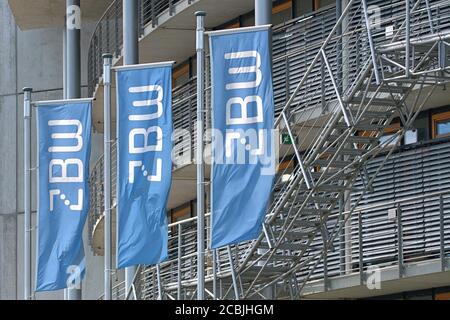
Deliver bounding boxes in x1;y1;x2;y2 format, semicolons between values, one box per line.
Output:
123;0;139;65
255;0;272;26
66;0;82;300
66;0;81;99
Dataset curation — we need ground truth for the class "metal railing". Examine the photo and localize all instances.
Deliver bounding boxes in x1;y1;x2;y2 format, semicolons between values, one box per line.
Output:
88;0;183;96
135;140;450;299
88;5;340;246
89;0;450;299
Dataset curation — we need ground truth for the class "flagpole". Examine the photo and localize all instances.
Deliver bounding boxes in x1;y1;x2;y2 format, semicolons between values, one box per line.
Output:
123;0;139;294
195;10;206;301
103;53;113;300
23;87;33;300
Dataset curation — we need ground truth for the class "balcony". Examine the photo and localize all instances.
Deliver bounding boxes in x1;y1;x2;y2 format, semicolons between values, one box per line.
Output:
88;0;450;299
87;0;256;132
134;139;450;299
88;4;342;253
8;0;114;30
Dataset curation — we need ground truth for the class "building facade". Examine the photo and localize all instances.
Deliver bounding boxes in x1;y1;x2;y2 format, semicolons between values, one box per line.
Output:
1;0;450;300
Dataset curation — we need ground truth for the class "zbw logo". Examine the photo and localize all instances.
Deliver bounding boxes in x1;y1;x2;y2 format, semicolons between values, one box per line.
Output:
48;119;84;212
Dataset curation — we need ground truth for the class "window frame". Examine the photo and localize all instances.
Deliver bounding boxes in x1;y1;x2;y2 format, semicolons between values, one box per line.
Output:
432;110;450;139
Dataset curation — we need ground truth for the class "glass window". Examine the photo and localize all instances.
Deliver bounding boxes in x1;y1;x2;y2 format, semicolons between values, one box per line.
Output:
293;0;313;17
273;0;293;25
379;121;401;147
170;204;191;223
313;0;334;11
437;120;450;136
432;110;450;138
173;63;190;88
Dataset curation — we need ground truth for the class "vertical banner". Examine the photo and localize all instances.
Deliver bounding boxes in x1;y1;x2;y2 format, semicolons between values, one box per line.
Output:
209;26;275;249
36;99;92;291
115;62;173;268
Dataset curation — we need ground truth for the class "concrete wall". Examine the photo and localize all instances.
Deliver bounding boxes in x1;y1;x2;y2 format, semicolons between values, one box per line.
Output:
0;0;19;300
0;1;122;300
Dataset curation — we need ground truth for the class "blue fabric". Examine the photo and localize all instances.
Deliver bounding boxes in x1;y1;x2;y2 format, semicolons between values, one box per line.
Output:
116;65;172;268
209;28;275;249
36;101;91;291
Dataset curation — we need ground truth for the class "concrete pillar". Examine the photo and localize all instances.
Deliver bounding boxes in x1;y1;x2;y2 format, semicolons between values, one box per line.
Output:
66;0;82;300
0;0;18;300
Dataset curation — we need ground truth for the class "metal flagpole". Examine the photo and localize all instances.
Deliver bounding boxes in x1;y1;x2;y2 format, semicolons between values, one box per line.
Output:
255;0;273;300
103;54;113;300
23;87;33;300
195;10;206;301
123;0;139;293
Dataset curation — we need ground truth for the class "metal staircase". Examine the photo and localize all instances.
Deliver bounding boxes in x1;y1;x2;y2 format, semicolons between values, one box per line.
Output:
223;0;450;299
124;0;450;300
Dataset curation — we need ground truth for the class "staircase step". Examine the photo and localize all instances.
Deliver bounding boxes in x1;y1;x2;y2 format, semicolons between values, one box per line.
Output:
243;266;292;276
280;206;329;216
282;230;316;240
335;123;386;131
272;218;321;228
312;159;353;168
327;134;378;144
309;171;348;180
253;252;298;261
315;183;349;192
259;242;309;252
348;108;394;119
297;195;336;204
349;96;397;107
296;207;329;215
319;147;366;156
368;84;410;94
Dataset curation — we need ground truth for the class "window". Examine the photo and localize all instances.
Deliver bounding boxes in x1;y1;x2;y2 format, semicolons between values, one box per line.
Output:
277;158;295;183
172;62;190;89
435;292;450;300
432;110;450;138
272;0;293;25
313;0;334;11
379;121;401;147
223;20;240;29
170;203;191;224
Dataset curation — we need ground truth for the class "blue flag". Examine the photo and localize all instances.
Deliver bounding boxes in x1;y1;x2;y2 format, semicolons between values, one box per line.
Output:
209;26;275;249
36;100;92;291
116;63;173;268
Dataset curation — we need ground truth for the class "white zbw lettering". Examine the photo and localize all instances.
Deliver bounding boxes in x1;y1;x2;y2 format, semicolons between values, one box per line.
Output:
49;188;83;212
49;158;83;183
223;50;266;160
128;85;163;121
225;51;262;90
47;118;85;212
48;120;83;153
127;84;164;183
66;5;81;30
226;95;263;125
128;159;162;183
129;126;162;153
